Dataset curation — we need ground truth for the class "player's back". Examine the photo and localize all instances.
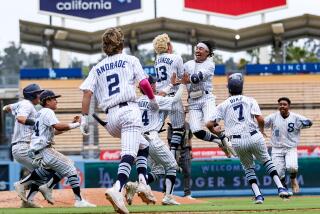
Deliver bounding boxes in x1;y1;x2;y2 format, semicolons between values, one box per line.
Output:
155;53;183;93
216;95;260;136
86;53;145;111
31;107;57;151
10;100;36;143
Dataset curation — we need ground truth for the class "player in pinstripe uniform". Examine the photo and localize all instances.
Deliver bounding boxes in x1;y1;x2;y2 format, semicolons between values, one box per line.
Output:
80;27;158;214
125;74;188;206
265;97;312;194
184;41;235;157
152;33;186;160
3;84;62;208
28;89;96;208
207;73;289;204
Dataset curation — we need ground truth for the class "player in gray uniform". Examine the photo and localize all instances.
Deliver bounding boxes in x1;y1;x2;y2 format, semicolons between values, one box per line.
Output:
3;84;61;208
125;75;188;206
28;90;96;208
206;73;289;204
184;41;235;157
152;33;186;159
265;97;312;194
80;27;158;214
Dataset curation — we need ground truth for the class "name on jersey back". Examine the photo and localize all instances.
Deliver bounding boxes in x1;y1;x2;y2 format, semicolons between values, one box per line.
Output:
230;96;243;104
155;57;173;66
96;60;128;76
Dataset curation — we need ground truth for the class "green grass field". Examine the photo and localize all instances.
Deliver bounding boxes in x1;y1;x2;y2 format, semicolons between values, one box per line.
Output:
1;196;320;214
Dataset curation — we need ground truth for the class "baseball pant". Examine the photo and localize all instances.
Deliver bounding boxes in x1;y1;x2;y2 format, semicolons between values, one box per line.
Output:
106;103;149;158
188;94;216;132
169;98;185;129
12;142;38;171
271;147;298;179
231;132;271;170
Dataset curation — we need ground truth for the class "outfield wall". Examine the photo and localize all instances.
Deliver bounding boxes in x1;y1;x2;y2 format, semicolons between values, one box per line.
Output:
2;158;320;197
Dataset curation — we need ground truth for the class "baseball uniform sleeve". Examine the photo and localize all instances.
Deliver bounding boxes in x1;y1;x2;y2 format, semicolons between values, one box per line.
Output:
176;55;184;79
9;102;20;116
211;103;224;122
156;96;173;111
80;67;97;93
295;113;312;129
250;98;262;116
15;102;33;117
264;113;274;128
133;57;147;82
43;109;59;127
202;62;215;80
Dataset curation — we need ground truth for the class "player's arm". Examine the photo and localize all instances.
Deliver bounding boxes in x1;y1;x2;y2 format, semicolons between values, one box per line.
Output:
14;104;36;126
2;105;12;113
53;122;80;133
255;115;267;137
264;114;273;129
160;72;188;98
188;63;214;85
297;115;313;129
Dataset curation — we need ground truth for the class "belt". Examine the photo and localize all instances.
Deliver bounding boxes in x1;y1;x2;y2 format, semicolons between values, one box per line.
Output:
105;102;128;114
232;130;258;139
188;90;209;99
12;142;29;146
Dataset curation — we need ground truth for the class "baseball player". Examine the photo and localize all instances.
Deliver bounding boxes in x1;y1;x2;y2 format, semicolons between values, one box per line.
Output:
265;97;312;194
168;120;194;199
80;27;158;214
125;74;188;206
3;84;62;208
206;73;289;204
152;33;186;160
28;89;96;208
184;41;235;157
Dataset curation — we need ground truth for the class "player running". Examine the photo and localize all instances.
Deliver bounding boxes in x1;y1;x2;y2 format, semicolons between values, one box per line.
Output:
80;27;158;214
206;73;290;204
265;97;312;194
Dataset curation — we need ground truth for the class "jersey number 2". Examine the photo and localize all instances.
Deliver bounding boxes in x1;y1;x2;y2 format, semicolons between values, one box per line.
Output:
142;110;149;126
107;74;120;96
233;104;244;121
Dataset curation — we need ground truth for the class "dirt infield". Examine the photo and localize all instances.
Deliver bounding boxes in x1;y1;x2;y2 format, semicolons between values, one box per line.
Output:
0;188;204;208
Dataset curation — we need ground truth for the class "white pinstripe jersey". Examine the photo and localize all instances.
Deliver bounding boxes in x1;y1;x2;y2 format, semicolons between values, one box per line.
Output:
80;53;147;111
30;108;59;151
212;95;261;136
10;100;37;144
183;58;215;93
154;53;184;93
138;95;174;133
265;111;310;148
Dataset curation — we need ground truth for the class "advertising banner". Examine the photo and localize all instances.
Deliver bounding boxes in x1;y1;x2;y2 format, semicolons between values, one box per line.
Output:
20;68;82;79
85;158;320;195
246;63;320;75
39;0;142;20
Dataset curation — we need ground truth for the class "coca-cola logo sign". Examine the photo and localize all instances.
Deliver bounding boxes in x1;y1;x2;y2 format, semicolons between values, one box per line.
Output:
100;150;121;160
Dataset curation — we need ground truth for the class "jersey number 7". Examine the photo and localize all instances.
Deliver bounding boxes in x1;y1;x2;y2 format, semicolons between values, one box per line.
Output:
233;104;244;121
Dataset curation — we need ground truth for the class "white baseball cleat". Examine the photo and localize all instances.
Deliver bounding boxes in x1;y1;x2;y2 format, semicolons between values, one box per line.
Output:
136;183;156;205
125;181;138;205
105;186;129;214
39;184;54;205
184;195;195;200
74;199;96;208
14;181;27;202
162;194;180;205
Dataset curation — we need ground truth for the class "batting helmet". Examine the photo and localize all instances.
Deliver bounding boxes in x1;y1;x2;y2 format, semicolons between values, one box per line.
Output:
40;90;61;106
23;84;44;101
228;73;243;95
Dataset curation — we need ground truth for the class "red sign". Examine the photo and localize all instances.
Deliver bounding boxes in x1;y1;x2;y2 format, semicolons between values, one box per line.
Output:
100;150;121;161
184;0;287;16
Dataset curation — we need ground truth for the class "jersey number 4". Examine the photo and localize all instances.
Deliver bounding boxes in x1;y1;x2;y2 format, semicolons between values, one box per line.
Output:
155;66;167;82
142;110;149;126
233;104;244;121
107;74;120;96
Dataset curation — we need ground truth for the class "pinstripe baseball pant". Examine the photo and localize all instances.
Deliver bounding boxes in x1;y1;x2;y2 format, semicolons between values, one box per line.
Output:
12;142;38;171
105;102;149;158
271;147;298;179
146;131;177;175
167;97;185;129
188;94;216;132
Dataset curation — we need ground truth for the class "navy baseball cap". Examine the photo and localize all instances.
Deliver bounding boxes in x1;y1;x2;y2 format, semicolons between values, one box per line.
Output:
40;90;61;106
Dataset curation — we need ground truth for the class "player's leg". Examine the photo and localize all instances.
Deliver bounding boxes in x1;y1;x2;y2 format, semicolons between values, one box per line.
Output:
41;148;96;207
252;135;289;198
180;147;192;198
233;141;263;204
285;147;299;193
271;147;287;188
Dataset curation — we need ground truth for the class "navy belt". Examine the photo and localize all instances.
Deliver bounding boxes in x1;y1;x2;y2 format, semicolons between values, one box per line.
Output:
105;102;128;114
232;130;258;139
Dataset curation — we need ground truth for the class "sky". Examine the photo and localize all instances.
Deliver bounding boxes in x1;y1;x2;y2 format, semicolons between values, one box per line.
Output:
0;0;319;66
